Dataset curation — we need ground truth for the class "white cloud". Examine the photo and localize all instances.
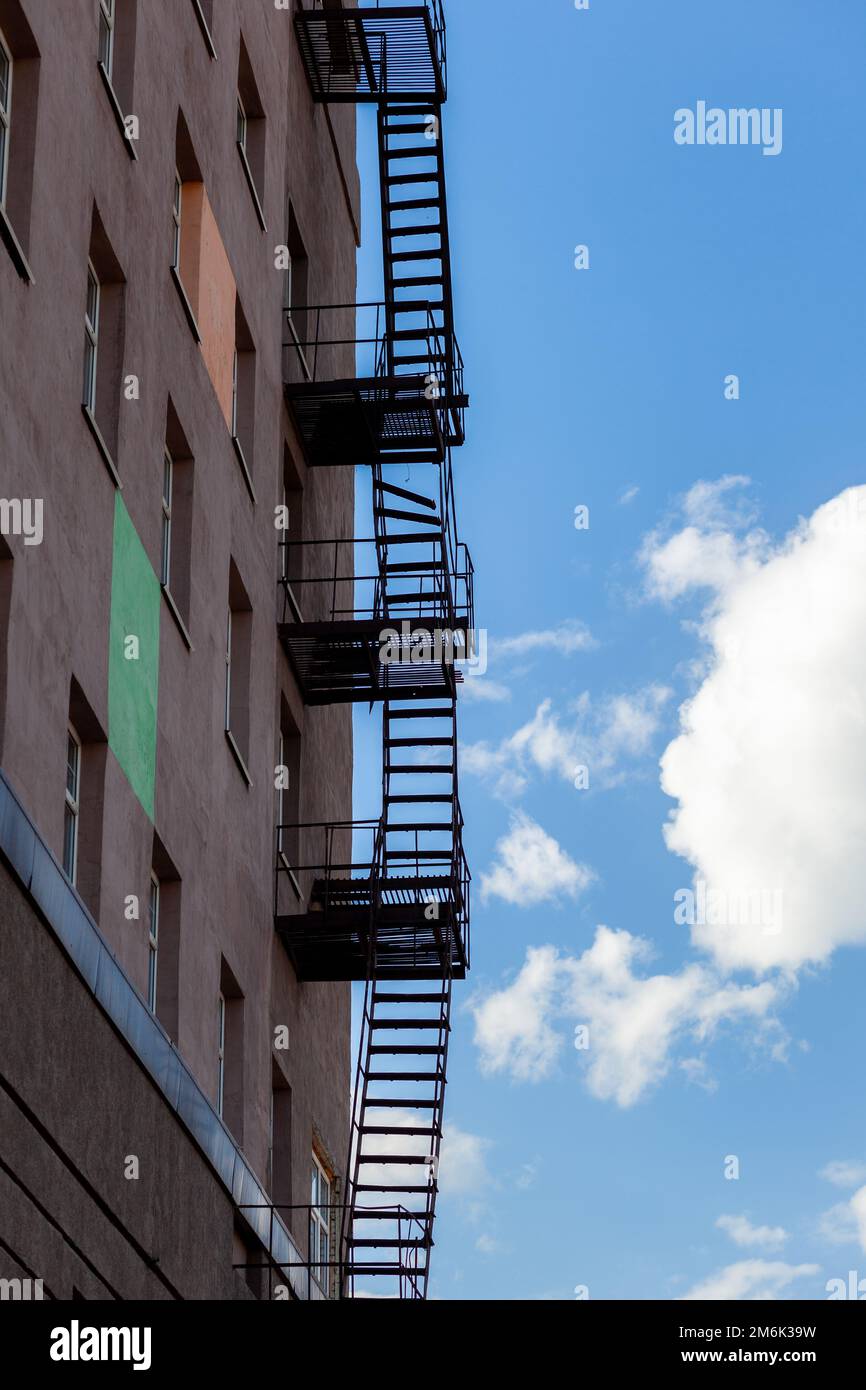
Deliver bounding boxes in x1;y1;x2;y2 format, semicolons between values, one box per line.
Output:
716;1214;788;1251
492;621;595;659
480;812;595;908
439;1123;492;1198
619;485;640;506
681;1259;819;1301
475;1233;503;1255
471;929;784;1104
463;686;672;799
820;1160;866;1190
460;677;512;704
647;483;866;974
817;1185;866;1254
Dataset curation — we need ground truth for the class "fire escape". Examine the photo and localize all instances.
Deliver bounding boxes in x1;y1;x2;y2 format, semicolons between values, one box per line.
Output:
276;0;471;1299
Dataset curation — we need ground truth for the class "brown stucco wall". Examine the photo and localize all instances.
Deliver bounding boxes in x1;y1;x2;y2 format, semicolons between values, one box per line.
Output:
0;0;359;1297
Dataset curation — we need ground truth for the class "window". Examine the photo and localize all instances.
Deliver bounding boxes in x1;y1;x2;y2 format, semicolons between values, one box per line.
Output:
82;207;127;480
0;537;11;761
0;27;10;208
231;297;256;497
280;449;304;618
310;1155;332;1295
161;447;172;587
65;679;107;918
171;170;181;271
225;562;252;778
217;959;244;1139
236;37;265;229
82;262;99;413
269;1067;292;1208
216;990;226;1117
276;703;301;873
283;206;311;383
0;6;40;280
236;93;246;154
98;0;115;80
147;873;159;1013
63;726;81;883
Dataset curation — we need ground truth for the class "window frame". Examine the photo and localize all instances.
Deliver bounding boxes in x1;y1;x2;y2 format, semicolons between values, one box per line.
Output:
217;991;226;1118
171;169;182;271
147;872;160;1013
224;607;232;733
236;93;247;155
0;27;12;211
310;1154;332;1295
63;725;82;885
83;261;100;414
98;0;116;81
161;446;173;589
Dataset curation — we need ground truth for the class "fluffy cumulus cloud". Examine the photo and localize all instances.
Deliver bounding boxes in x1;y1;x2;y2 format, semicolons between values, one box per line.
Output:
716;1214;788;1251
680;1260;819;1301
820;1159;866;1190
463;686;672;799
471;930;784;1104
650;481;866;974
480;812;595;908
816;1162;866;1253
472;482;866;1106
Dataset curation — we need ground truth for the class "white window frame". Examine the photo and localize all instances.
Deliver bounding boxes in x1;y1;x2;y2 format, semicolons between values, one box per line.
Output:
310;1154;332;1294
147;873;160;1013
83;261;100;413
64;726;81;885
230;347;239;438
217;991;226;1118
161;446;173;588
224;607;232;732
171;170;182;270
98;0;116;80
0;28;12;211
236;93;247;154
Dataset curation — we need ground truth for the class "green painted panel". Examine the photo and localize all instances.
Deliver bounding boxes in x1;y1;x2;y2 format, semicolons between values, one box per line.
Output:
108;494;160;820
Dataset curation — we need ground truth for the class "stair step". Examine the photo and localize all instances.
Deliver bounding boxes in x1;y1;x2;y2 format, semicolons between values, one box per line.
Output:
390;327;444;341
392;353;447;365
386;171;438;187
378;483;437;512
357;1153;432;1164
386;706;454;719
390;248;444;264
385;736;453;748
371;1018;448;1030
384;822;452;833
390;223;442;239
392;274;445;288
374;506;442;526
385;121;434;134
379;533;445;546
387;146;439;161
347;1263;430;1276
365;1100;438;1112
385;794;453;804
374;992;449;1004
355;1183;435;1194
383;849;451;862
383;590;447;605
383;562;443;575
386;764;455;774
390;198;441;213
361;1125;439;1138
347;1238;430;1249
369;1044;446;1055
367;1072;442;1083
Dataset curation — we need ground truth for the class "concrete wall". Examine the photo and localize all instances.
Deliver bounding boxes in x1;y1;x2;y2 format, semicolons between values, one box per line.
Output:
0;0;360;1297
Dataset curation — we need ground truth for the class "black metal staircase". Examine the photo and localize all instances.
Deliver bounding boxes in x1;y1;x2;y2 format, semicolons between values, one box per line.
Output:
278;0;470;1300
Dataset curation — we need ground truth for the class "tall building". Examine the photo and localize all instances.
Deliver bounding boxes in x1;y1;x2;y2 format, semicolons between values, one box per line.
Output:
0;0;470;1303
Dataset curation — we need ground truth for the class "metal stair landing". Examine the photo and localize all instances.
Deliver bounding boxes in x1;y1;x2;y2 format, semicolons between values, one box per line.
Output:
294;1;447;104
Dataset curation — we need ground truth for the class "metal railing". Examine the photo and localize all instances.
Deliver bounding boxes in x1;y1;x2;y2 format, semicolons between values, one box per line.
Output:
233;1201;430;1301
304;0;447;101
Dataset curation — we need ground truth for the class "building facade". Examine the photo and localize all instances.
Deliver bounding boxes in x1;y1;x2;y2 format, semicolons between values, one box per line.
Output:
0;0;358;1301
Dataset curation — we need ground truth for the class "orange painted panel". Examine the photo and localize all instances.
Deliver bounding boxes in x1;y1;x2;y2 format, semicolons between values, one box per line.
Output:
180;183;237;431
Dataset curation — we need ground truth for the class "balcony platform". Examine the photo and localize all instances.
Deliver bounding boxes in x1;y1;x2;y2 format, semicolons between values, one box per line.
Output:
284;375;460;468
277;896;466;982
278;617;466;705
295;5;446;104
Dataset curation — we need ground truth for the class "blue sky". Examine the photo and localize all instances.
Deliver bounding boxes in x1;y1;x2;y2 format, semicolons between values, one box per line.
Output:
353;0;866;1300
